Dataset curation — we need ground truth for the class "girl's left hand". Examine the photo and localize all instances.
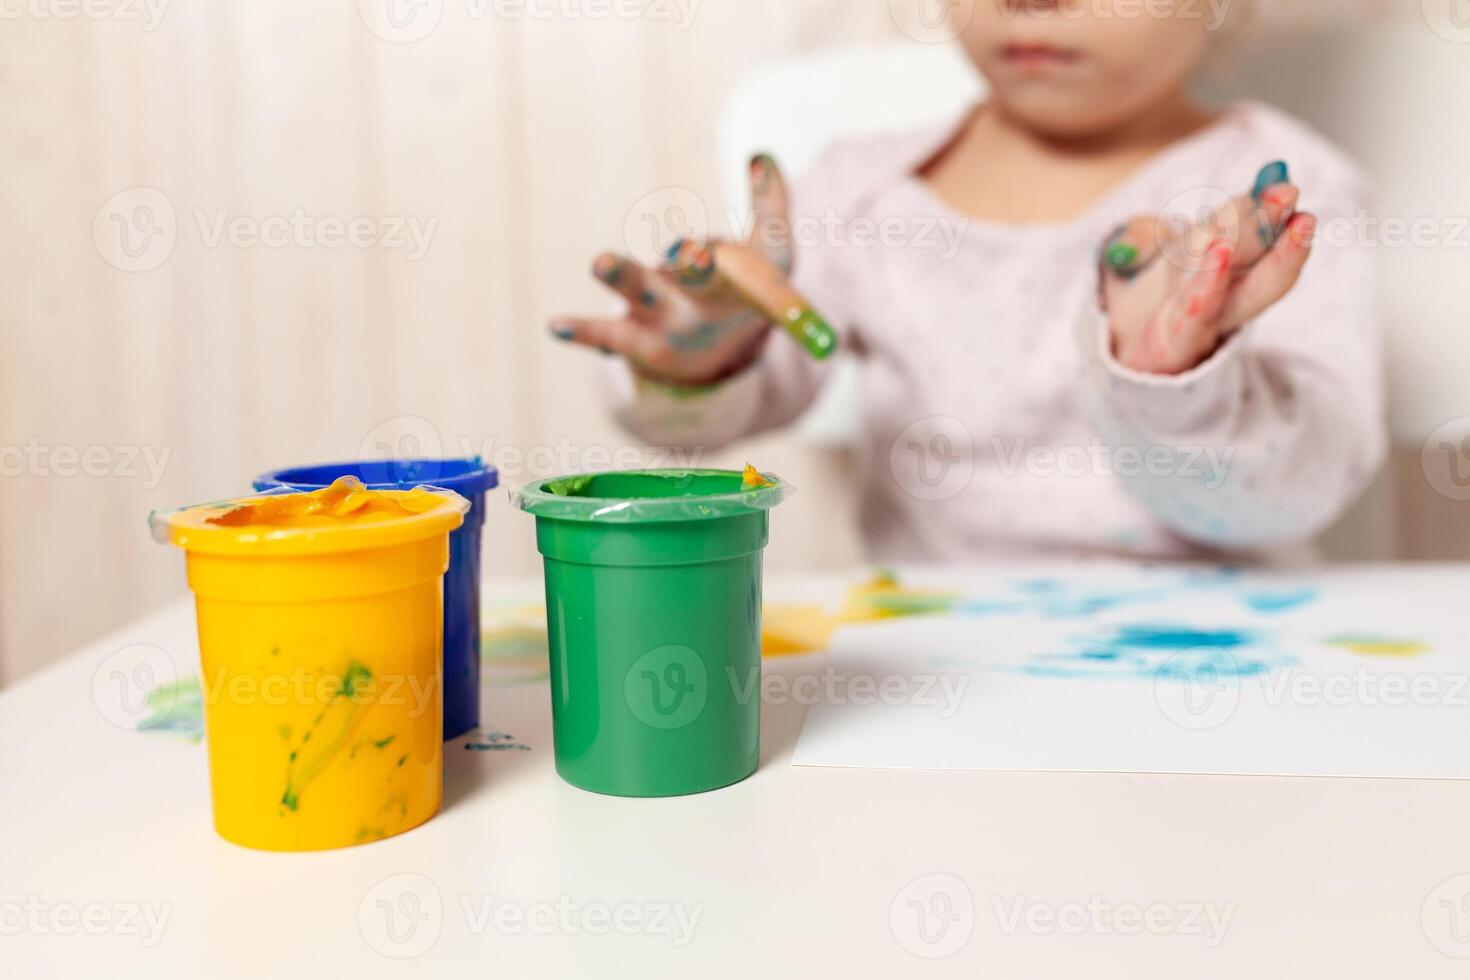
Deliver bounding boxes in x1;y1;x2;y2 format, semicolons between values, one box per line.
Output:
1099;162;1319;375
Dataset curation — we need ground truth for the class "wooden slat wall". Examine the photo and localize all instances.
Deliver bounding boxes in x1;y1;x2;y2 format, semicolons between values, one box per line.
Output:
0;1;893;683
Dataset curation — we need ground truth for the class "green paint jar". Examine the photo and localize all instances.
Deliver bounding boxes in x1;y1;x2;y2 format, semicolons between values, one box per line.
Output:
512;469;791;797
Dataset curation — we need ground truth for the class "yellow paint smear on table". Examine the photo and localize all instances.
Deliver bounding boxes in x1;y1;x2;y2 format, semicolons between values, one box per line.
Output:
762;605;840;657
1326;636;1430;658
761;570;959;658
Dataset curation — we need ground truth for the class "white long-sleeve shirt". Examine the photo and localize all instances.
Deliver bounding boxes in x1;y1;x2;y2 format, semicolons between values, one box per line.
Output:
608;102;1387;562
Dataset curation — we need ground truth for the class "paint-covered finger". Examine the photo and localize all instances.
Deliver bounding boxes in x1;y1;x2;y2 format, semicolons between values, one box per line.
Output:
591;252;664;319
1226;181;1300;270
1121;238;1234;373
1217;213;1317;332
547;316;654;358
714;242;837;359
660;237;721;296
1251;160;1290;204
747;153;794;273
1100;216;1164;280
1178;238;1236;326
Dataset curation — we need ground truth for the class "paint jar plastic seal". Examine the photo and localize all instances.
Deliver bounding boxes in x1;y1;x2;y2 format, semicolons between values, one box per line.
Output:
510;469;791;525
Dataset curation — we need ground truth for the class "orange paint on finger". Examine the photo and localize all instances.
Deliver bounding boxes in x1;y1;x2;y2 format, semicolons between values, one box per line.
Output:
1213;243;1234;275
1287;214;1317;248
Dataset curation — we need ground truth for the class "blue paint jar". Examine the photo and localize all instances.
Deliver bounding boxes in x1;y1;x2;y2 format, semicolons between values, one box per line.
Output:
253;458;499;741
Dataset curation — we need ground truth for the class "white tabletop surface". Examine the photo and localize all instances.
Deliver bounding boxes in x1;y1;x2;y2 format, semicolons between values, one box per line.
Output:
4;570;1470;979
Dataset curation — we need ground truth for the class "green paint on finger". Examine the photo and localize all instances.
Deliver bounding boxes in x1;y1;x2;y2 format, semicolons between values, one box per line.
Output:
783;308;837;359
1105;241;1139;270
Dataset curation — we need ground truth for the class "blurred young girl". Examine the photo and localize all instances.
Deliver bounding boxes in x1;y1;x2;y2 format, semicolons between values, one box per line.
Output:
551;0;1384;562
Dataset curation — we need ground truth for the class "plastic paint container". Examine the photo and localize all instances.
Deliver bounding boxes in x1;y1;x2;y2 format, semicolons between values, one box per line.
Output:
151;479;468;851
512;469;791;797
254;458;498;740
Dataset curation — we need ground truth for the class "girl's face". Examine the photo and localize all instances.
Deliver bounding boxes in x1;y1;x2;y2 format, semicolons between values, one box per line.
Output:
957;0;1221;137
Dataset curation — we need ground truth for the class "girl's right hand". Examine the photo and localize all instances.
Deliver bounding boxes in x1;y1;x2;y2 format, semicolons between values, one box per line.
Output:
549;155;809;387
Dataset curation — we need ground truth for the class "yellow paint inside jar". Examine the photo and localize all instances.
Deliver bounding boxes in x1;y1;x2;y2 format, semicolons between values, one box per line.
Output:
154;477;467;851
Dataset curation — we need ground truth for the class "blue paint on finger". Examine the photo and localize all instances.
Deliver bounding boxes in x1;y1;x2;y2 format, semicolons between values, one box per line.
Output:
1252;160;1290;203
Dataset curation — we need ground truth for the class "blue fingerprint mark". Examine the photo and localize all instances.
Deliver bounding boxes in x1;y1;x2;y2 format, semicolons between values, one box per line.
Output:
955;599;1029;616
1000;578;1169;618
1110;625;1257;649
1009;623;1292;679
1239;588;1320;615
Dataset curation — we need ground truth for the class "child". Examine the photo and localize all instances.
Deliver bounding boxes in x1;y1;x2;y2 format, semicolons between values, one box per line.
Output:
550;1;1385;563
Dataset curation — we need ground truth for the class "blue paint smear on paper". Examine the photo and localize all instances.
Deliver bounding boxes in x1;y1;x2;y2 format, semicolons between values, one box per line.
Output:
1009;623;1294;679
955;599;1030;616
954;569;1323;624
964;578;1172;619
1034;589;1165;618
1239;587;1320;615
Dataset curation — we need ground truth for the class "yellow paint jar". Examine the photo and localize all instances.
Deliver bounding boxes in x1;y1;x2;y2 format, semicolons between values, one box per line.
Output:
151;478;468;851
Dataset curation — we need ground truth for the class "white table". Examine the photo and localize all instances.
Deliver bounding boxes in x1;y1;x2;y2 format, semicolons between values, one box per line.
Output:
4;571;1470;979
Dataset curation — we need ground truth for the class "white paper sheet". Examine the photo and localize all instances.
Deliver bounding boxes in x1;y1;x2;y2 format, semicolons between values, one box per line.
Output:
790;564;1470;780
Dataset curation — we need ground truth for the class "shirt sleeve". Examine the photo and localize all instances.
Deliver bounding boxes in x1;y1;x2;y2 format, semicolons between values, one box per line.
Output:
603;144;866;452
1081;174;1388;549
